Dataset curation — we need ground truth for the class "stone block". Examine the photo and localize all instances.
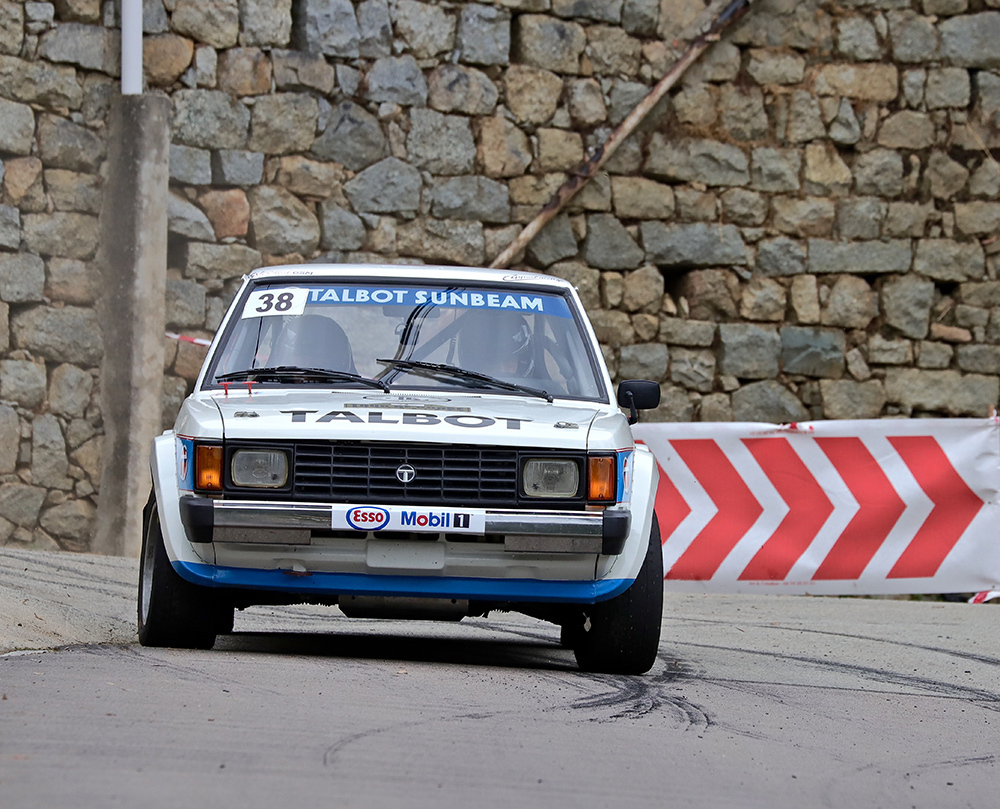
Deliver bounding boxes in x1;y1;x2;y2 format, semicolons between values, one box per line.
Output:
36;115;105;173
643;135;749;187
248;93;318;155
718;323;780;380
40;499;96;542
172;89;250;150
677;269;739;320
925;67;971;109
837;197;886;240
168;192;215;242
0;484;46;528
170;144;212;185
46;258;96;306
200;188;251;239
536;129;583;173
814;63;899;101
939;12;1000;68
586;25;641;77
240;0;292;47
877;111;935;150
10;305;102;365
428;65;498;115
954;202;1000;237
172;0;239;49
271;50;336;94
23;212;99;260
395;0;454;58
566;79;607;126
44;169;101;215
757;237;806;277
956;344;1000;374
854;149;904;197
583;214;643;271
913;240;985;282
926;151;969;199
0;359;47;407
589;309;634;348
366;55;428;106
721;188;766;227
217;47;271;96
958;281;1000;308
32;413;68;488
0;204;19;251
165;277;207;329
515;13;585;74
641;222;746;268
505;65;562;126
917;341;953;369
780;326;845;378
458;3;511;66
773;197;835;238
821;275;877;329
658;317;716;347
312;101;386;172
0;404;16;473
868;335;913;365
396;218;485;266
827;99;861;146
430;176;510;224
319;203;365;251
211;149;264;186
344;157;422;214
247;186;320;256
0;98;35;156
476;116;531;179
408;109;476;175
808;239;911;275
884;201;933;238
885;368;999;415
836;16;882;61
357;0;391;58
0;55;83;109
731;380;809;424
619;343;668;381
669;347;713;393
888;12;939;63
611;177;674;221
525;214;577;268
721;85;768;142
143;33;195;86
293;0;359;57
38;22;115;73
185;242;262;280
740;278;786;322
820;379;886;419
747;48;805;85
790;275;820;325
751;147;801;193
622;265;663;313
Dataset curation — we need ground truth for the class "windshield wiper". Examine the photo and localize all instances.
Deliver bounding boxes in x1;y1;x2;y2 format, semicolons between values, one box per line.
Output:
216;366;389;392
377;359;552;402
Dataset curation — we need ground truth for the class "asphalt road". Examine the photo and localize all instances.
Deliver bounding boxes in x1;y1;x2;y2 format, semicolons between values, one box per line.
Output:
1;549;997;808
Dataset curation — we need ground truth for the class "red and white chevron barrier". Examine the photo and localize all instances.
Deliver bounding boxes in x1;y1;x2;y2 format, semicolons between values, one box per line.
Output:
633;418;1000;596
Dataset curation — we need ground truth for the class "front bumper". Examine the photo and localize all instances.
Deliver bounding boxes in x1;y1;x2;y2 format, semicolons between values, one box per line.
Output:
179;496;630;555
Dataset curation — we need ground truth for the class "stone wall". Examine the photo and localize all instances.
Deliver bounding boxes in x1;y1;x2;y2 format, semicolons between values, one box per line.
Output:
1;0;1000;552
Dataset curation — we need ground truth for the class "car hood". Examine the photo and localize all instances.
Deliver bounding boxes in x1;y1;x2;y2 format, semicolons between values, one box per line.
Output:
206;389;605;449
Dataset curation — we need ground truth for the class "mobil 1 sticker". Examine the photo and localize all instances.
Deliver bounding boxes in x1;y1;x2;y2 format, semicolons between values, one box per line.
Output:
333;505;486;534
241;288;308;318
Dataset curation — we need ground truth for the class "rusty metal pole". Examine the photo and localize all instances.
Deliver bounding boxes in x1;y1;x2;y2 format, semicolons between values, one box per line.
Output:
490;0;753;270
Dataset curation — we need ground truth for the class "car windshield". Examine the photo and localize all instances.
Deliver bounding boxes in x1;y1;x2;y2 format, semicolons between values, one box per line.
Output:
202;281;607;401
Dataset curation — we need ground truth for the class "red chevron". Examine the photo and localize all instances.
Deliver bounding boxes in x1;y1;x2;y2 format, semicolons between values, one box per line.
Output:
739;438;834;581
887;436;985;578
812;437;906;580
666;439;763;580
652;460;691;547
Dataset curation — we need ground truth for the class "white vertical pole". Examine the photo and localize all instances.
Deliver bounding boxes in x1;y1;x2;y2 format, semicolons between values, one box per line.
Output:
120;0;143;95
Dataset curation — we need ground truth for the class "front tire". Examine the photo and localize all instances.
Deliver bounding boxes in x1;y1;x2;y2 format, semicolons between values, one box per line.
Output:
138;494;229;649
571;514;663;675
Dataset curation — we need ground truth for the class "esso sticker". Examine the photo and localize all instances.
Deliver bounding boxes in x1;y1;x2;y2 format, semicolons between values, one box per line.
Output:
241;288;308;319
346;507;389;531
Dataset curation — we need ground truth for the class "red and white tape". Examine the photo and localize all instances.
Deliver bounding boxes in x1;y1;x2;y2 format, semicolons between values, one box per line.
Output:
634;418;1000;597
166;332;212;347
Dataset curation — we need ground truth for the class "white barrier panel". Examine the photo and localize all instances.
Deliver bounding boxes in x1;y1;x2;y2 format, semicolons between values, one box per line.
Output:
633;418;1000;595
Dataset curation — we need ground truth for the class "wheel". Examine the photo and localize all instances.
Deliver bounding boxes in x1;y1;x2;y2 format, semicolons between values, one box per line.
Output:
138;493;229;649
572;514;663;675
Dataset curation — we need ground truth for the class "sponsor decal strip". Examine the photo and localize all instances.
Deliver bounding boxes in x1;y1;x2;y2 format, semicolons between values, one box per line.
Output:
633;419;1000;596
335;505;486;534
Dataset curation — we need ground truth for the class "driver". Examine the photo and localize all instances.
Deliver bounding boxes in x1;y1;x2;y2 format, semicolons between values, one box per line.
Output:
458;311;534;378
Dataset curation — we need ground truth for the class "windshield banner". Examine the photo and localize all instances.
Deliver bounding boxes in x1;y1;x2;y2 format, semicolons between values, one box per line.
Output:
633;418;1000;596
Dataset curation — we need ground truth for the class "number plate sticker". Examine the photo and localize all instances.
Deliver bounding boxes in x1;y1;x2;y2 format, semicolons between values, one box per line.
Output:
241;288;308;318
333;505;486;534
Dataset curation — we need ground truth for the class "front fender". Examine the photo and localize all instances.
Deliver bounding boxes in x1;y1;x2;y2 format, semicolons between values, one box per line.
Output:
150;432;213;567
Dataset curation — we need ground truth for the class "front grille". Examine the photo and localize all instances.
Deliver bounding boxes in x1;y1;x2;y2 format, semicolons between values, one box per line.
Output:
293;443;520;505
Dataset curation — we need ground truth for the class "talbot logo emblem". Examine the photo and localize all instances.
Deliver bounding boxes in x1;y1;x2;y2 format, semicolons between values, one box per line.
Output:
396;464;417;484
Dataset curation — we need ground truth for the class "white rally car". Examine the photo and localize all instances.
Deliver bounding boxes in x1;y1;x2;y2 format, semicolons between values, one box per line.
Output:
142;265;663;673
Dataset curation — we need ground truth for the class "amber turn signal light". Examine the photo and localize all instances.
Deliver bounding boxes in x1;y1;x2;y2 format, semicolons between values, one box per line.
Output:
195;445;223;491
587;456;616;502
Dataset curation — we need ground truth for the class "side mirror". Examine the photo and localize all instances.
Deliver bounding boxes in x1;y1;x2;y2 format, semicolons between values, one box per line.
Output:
617;380;661;425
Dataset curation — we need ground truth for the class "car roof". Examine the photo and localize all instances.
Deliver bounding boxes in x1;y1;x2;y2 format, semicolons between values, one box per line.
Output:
248;263;573;290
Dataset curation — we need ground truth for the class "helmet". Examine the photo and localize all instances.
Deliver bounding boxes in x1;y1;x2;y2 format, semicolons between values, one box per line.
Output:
458;311;534;377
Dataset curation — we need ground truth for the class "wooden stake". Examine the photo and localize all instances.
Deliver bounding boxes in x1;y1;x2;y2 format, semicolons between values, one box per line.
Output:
490;0;754;270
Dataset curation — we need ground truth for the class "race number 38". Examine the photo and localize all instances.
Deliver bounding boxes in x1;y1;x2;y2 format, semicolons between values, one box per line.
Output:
241;288;308;319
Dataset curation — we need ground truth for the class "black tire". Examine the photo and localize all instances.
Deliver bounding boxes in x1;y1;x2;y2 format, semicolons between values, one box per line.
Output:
138;493;228;649
572;514;663;675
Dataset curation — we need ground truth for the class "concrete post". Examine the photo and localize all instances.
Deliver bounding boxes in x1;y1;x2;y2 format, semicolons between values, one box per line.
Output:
92;95;171;558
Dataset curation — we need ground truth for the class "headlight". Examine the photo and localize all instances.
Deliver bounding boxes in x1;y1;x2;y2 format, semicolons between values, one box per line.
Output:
231;450;288;488
523;459;580;498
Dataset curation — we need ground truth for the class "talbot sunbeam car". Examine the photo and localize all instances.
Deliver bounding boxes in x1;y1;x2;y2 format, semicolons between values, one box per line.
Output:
142;264;663;673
